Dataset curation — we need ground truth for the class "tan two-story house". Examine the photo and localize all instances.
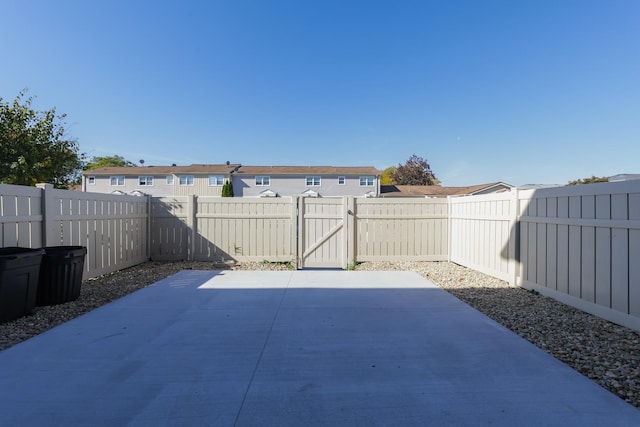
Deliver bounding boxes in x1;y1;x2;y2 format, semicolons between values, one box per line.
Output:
230;166;380;197
82;164;238;196
82;164;380;197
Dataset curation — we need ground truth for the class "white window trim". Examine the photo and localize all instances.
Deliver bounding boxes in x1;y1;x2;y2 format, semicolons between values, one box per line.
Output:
337;176;345;185
208;175;224;186
87;176;96;185
255;176;270;186
359;176;375;187
166;175;174;185
139;176;154;186
179;175;195;186
110;176;125;186
305;176;321;187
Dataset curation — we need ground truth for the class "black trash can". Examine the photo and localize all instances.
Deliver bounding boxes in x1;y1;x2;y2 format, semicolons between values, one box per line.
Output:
37;246;87;306
0;247;45;322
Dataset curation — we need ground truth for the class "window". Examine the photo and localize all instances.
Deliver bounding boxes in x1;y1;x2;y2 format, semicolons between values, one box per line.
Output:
110;176;125;186
87;176;95;185
359;176;375;187
139;176;154;186
208;175;224;186
166;175;174;185
179;175;194;186
338;176;345;185
306;176;321;186
255;176;270;186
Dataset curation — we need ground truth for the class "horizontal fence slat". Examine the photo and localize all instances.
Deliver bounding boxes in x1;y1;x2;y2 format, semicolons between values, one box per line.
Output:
47;213;148;221
356;215;448;220
0;215;44;223
196;214;292;219
520;216;640;230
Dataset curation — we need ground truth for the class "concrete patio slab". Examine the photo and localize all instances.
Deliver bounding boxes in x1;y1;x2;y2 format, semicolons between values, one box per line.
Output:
0;270;638;426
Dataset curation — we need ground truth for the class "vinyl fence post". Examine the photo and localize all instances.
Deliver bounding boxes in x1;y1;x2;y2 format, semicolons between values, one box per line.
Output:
508;188;520;286
146;195;152;260
447;196;452;263
36;183;56;247
297;196;304;268
187;194;196;261
345;196;355;269
290;196;298;268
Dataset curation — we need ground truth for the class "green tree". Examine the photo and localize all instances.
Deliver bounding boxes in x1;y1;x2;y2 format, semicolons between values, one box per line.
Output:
391;154;439;185
380;166;397;185
0;90;83;188
221;179;234;197
84;155;135;170
567;176;609;185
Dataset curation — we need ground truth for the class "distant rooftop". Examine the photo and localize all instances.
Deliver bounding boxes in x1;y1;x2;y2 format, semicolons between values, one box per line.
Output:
608;174;640;182
380;182;512;198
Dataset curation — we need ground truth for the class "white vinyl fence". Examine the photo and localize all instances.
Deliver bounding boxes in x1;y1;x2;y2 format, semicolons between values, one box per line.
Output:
150;196;297;262
149;196;449;266
355;197;448;262
449;181;640;332
518;182;640;332
4;180;640;332
0;184;44;248
0;183;149;279
449;192;518;283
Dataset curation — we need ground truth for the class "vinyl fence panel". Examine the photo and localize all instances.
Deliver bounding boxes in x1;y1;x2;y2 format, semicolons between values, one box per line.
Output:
42;186;149;278
0;184;149;279
449;192;518;283
354;198;448;262
0;184;43;248
150;196;297;262
195;196;296;262
149;196;192;261
519;181;640;331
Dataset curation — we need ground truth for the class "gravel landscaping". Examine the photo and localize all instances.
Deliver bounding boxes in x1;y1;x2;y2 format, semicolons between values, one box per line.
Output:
1;260;639;409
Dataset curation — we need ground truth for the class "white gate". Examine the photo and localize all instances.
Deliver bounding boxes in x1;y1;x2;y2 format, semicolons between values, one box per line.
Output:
297;197;354;269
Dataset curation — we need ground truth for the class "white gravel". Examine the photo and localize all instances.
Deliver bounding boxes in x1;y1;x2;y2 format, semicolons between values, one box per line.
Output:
1;260;639;408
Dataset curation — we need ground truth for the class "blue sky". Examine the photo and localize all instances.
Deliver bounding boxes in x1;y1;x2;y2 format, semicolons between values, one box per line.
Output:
1;1;638;186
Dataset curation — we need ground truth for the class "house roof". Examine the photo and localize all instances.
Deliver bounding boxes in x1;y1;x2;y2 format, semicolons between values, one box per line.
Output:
83;164;239;175
83;164;379;176
231;166;380;175
608;174;640;182
380;182;512;198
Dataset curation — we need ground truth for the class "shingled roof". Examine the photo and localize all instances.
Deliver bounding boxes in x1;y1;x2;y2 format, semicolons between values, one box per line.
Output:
380;182;512;198
232;166;379;175
83;164;239;175
83;164;379;176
